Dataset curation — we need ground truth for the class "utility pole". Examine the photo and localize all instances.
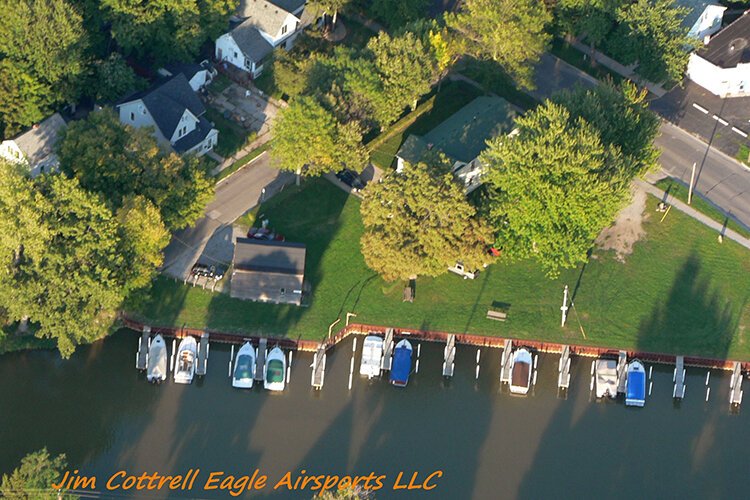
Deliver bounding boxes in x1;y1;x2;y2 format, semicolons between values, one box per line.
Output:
688;162;697;205
560;285;569;327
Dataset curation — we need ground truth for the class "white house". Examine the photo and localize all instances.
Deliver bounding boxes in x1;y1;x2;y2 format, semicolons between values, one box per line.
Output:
0;113;67;177
678;1;726;41
395;96;517;193
687;13;750;98
158;61;217;92
117;74;218;156
215;0;309;78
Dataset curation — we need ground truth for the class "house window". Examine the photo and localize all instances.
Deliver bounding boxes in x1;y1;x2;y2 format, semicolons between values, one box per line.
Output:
130;112;135;122
280;288;286;295
244;58;252;70
234;51;238;59
281;25;287;35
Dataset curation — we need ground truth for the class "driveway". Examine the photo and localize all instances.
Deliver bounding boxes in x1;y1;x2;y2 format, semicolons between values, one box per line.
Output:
160;152;295;279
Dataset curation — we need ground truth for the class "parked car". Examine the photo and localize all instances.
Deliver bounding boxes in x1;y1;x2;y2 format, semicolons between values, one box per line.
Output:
336;169;365;191
248;227;285;241
191;263;211;277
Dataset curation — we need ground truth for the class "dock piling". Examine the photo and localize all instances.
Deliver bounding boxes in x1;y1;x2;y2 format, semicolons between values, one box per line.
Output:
228;345;234;378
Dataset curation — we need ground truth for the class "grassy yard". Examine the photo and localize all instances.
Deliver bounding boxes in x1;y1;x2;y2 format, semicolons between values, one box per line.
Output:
204;106;254;157
131;179;750;360
215;143;270;183
368;81;485;170
654;178;750;239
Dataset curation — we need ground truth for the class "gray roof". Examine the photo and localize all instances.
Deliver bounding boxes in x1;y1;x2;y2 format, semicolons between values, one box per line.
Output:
266;0;305;14
174;116;214;153
12;113;66;166
233;238;306;275
120;74;205;138
698;13;750;68
236;0;294;35
397;96;517;165
231;19;275;62
675;0;719;30
163;62;203;81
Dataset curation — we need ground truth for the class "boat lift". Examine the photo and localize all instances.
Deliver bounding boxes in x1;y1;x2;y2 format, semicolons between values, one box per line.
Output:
196;333;209;376
381;328;394;372
135;326;151;371
673;356;686;399
729;362;743;409
616;351;628;394
311;342;327;389
499;339;513;384
255;338;268;382
442;334;456;378
557;345;571;392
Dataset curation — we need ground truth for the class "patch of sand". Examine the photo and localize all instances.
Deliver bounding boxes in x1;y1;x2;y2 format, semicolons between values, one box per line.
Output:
595;186;648;262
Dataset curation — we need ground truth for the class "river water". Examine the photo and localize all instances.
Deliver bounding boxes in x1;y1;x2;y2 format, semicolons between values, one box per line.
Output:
1;330;749;499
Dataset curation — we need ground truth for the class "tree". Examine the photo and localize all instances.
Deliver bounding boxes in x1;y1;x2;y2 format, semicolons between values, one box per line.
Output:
555;0;617;54
606;0;696;83
57;109;214;230
88;53;146;103
1;448;76;499
481;101;628;277
447;0;552;88
309;0;349;27
360;163;493;282
369;0;429;30
553;81;660;179
0;0;89;135
271;96;367;176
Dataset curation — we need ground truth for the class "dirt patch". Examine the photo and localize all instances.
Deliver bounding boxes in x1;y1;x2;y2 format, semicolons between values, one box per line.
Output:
595;186;647;262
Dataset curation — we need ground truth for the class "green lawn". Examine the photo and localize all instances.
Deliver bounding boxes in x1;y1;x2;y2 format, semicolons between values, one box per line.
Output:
204;106;254;157
131;178;750;360
368;81;485;170
654;178;750;239
215;143;270;182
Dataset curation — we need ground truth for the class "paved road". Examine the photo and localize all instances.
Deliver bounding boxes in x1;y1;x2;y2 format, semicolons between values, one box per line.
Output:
161;152;294;279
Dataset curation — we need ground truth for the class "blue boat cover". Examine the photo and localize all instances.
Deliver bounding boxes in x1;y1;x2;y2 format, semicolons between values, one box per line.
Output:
627;371;646;401
389;345;412;386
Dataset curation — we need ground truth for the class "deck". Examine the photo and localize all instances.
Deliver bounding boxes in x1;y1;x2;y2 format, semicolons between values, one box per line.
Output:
616;351;628;394
196;333;209;376
381;328;394;372
500;339;513;384
673;356;685;399
558;345;571;389
135;326;150;371
730;362;743;407
442;334;456;377
255;338;267;382
311;343;327;389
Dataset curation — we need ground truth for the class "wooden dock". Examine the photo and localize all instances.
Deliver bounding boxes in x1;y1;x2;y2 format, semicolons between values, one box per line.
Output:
558;345;571;390
255;338;268;381
135;326;150;370
500;339;513;384
616;351;628;394
311;343;327;389
196;333;209;376
729;362;743;407
381;328;394;372
673;355;686;399
442;334;456;377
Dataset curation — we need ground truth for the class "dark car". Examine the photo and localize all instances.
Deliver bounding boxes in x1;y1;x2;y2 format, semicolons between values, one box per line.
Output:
336;169;365;191
191;263;211;277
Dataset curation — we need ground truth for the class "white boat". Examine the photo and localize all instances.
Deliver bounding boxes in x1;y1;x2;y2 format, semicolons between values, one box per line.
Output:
359;335;384;379
232;342;256;389
595;359;617;399
509;348;533;395
264;346;286;392
625;359;646;407
173;336;197;385
146;334;168;383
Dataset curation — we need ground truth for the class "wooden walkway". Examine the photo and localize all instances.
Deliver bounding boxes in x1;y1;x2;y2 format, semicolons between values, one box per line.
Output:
558;345;571;390
442;334;456;377
381;328;394;372
135;326;150;370
255;338;267;381
673;356;686;399
616;351;628;394
311;343;327;389
730;362;743;407
196;333;209;376
500;339;513;384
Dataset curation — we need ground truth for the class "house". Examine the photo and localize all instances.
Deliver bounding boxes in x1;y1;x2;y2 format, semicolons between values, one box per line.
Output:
686;13;750;97
0;113;67;177
158;61;217;92
395;96;517;193
215;0;309;78
230;238;307;305
116;74;218;156
677;0;726;41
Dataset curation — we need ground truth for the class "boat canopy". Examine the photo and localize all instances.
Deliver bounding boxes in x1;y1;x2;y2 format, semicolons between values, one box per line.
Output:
267;359;284;383
390;345;411;385
627;370;646;402
234;355;253;380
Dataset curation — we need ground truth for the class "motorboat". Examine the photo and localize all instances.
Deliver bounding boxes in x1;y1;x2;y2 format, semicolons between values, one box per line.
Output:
232;342;256;389
509;348;533;395
389;339;413;387
173;336;197;384
264;346;286;392
146;334;168;383
359;335;384;379
595;359;617;399
626;359;646;407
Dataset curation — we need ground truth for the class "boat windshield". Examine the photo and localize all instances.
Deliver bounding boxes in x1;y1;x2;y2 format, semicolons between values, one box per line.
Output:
267;359;284;383
234;355;253;380
177;351;194;372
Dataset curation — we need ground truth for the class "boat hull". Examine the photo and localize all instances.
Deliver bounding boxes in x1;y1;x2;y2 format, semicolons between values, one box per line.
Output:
595;359;617;399
625;360;646;407
232;342;256;389
509;348;533;395
146;335;168;383
173;337;197;385
359;335;384;379
264;347;286;392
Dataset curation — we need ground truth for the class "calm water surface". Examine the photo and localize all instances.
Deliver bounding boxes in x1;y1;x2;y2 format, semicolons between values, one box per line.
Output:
1;330;749;499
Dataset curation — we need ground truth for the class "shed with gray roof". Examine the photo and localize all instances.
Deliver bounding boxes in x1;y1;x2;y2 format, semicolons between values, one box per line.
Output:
231;238;307;305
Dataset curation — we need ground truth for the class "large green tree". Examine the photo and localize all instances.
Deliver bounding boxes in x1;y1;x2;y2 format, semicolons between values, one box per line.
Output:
481;101;629;277
606;0;695;83
447;0;552;88
88;53;146;103
0;0;89;136
360;163;493;282
271;96;367;176
57;109;214;230
1;448;76;499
